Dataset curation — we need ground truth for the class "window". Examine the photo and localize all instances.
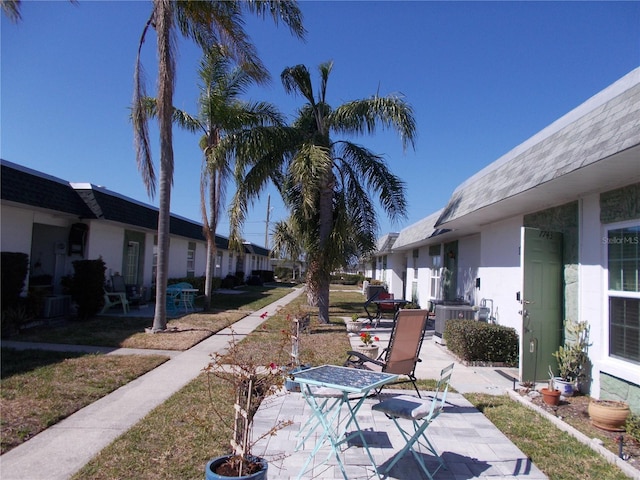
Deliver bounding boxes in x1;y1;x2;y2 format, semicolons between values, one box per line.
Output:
187;242;196;277
429;245;442;299
124;241;139;285
216;251;223;277
228;253;233;274
607;225;639;364
152;235;158;284
381;255;387;284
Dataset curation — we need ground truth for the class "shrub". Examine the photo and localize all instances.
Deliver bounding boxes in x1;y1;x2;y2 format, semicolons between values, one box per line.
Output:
221;274;238;289
330;273;363;285
274;266;292;280
1;252;29;310
627;413;640;443
70;258;106;320
1;303;32;337
251;270;274;283
444;319;519;366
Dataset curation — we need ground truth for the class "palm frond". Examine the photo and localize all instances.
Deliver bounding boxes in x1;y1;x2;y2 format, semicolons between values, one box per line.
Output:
242;0;306;39
335;141;407;220
132;21;156;198
317;61;333;104
1;0;22;22
281;65;315;105
330;95;417;151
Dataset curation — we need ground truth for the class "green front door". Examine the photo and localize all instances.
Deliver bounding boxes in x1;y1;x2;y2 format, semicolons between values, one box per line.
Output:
521;228;563;382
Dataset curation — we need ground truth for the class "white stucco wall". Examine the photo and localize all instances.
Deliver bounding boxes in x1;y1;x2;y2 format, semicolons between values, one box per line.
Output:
1;205;33;254
385;252;405;298
578;194;605;396
86;221;125;277
414;246;433;308
477;216;524;331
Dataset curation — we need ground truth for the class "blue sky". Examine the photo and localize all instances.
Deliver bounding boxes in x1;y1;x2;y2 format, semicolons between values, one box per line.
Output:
2;1;639;247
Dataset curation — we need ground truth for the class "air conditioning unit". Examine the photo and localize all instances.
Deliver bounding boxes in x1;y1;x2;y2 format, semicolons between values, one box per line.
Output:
434;305;476;345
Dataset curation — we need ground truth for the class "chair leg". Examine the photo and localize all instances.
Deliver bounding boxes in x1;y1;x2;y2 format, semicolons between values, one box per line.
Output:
384;417;444;480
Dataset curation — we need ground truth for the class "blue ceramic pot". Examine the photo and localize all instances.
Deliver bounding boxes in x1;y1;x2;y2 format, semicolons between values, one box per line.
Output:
205;455;267;480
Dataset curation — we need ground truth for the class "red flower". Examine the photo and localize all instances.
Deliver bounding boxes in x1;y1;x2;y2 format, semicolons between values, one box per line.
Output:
374;336;380;342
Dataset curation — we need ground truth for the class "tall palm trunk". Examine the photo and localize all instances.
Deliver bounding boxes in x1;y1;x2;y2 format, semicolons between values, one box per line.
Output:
202;167;218;311
313;171;335;323
151;0;175;332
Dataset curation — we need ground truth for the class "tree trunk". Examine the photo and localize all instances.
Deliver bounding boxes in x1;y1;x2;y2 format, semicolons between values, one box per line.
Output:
203;234;215;311
312;173;335;324
151;0;175;333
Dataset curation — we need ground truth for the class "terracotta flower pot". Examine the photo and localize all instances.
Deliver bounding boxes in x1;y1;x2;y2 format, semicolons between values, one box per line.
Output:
588;400;630;432
540;387;561;406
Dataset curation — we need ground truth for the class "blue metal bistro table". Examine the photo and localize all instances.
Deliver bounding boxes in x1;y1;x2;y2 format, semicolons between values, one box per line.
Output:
291;365;398;479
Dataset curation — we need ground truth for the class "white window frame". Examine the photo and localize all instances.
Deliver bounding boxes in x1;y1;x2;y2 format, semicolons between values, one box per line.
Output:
429;245;442;300
601;220;640;381
602;220;640;365
187;242;196;277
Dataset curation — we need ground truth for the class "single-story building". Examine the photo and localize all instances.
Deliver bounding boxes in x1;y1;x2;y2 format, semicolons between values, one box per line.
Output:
368;67;640;410
1;159;271;302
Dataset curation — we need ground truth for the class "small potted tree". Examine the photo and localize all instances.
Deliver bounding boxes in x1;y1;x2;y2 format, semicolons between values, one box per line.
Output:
540;367;561;406
203;329;292;479
551;321;590;396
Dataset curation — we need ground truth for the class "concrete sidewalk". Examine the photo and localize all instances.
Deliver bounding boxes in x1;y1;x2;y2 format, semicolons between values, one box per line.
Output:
1;292;543;480
0;287;305;480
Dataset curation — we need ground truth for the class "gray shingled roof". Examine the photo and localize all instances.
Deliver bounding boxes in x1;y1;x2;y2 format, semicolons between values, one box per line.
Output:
1;161;95;218
436;68;640;227
392;209;448;250
375;233;399;253
0;160;248;250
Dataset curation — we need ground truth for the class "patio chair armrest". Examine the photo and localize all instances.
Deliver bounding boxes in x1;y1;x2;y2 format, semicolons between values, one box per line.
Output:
344;350;385;369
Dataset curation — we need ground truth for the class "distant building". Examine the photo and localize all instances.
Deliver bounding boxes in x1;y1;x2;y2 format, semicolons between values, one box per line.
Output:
1;159;271;299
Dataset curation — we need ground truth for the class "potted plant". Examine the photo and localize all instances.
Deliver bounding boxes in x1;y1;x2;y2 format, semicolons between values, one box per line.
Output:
540;367;561;406
354;326;380;359
346;313;363;333
203;329;292;479
551;321;590;396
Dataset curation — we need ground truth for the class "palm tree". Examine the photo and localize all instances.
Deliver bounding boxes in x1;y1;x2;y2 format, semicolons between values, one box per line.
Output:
132;1;304;332
228;62;416;323
143;46;285;310
271;218;305;280
1;0;22;22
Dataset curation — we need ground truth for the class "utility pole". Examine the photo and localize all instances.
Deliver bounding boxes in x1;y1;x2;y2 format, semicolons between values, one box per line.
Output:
264;194;271;248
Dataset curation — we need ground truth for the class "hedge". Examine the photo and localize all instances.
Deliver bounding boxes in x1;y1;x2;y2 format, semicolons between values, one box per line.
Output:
444;319;519;366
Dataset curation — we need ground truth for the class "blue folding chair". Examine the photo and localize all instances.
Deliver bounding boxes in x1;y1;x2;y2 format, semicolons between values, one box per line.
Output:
372;363;454;480
166;286;181;315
